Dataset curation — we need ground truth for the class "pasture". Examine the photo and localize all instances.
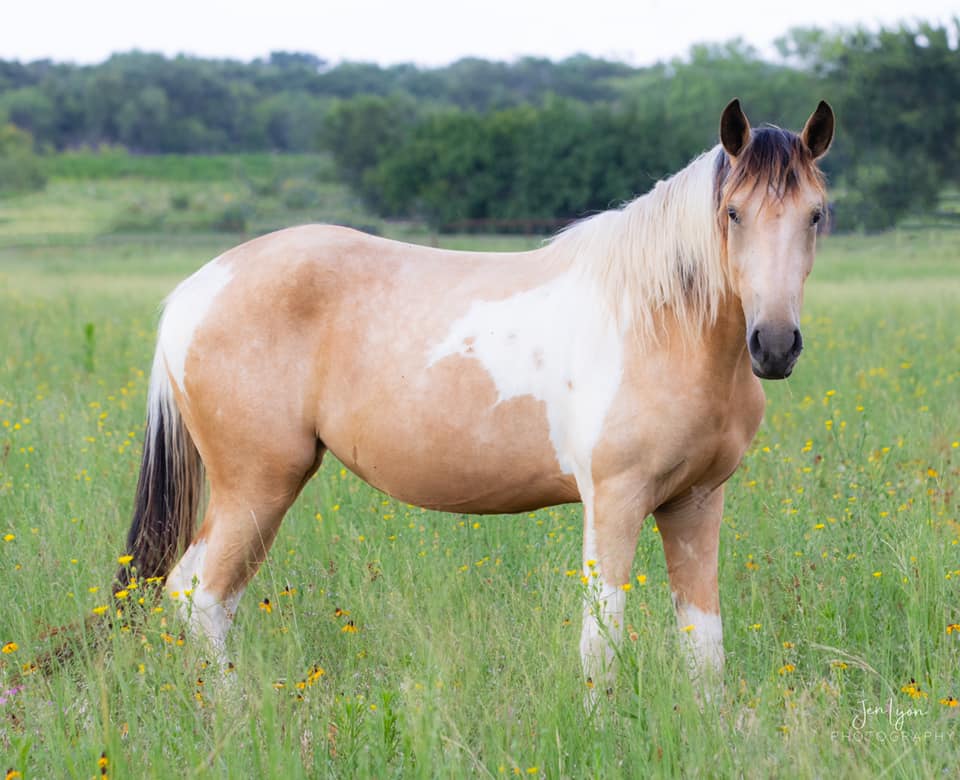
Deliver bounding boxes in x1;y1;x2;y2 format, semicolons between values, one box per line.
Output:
0;161;958;778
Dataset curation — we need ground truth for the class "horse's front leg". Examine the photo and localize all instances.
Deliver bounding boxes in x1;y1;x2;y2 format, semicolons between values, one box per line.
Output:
654;485;725;685
579;478;646;695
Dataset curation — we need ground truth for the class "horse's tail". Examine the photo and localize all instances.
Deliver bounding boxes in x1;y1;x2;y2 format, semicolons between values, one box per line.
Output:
116;346;203;589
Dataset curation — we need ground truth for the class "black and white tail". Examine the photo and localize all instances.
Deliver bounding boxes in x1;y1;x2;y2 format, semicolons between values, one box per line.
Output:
118;347;203;588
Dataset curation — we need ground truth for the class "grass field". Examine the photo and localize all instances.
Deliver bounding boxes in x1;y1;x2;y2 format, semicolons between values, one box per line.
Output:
0;161;958;778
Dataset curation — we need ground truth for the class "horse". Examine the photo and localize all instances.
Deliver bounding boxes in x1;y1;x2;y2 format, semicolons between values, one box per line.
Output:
120;99;834;693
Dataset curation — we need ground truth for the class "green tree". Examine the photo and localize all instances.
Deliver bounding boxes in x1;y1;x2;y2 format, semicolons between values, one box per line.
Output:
321;94;418;206
0;87;57;144
0;123;46;196
824;21;960;230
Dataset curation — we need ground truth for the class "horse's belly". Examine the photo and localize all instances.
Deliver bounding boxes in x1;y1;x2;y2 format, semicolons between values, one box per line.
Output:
316;371;581;514
345;454;579;515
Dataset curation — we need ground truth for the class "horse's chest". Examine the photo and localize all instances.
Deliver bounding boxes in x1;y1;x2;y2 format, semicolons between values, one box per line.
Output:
593;364;764;504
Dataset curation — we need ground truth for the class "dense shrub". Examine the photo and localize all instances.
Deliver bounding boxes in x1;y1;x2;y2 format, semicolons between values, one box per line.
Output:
211;200;253;232
0;123;46;197
280;178;319;209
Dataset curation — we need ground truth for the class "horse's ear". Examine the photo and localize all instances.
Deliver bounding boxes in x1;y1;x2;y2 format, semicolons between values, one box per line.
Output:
720;98;751;159
802;100;834;159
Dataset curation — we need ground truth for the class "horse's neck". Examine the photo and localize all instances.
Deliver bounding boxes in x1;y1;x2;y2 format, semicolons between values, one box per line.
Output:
635;291;750;386
696;292;751;383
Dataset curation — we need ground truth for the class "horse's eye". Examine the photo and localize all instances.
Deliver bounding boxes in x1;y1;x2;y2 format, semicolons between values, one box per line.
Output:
727;207;740;224
811;210;822;226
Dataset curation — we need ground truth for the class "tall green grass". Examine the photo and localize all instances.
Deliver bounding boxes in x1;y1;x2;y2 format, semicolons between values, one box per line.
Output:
0;193;958;776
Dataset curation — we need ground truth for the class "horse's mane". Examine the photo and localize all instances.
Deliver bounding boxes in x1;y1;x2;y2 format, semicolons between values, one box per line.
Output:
548;147;728;342
548;127;826;342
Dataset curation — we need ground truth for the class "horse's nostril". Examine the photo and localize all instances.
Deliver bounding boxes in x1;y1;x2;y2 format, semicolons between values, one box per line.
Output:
792;329;803;355
749;328;762;356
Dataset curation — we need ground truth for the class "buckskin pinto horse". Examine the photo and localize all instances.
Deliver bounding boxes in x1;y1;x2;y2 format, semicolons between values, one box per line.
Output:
121;99;834;692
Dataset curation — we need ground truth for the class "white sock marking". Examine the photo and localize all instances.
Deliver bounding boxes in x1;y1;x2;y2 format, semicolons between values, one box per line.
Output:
580;577;626;685
167;540;242;662
674;598;724;677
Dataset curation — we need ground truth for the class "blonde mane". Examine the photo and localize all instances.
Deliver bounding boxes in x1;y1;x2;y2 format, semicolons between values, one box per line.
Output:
548;147;729;342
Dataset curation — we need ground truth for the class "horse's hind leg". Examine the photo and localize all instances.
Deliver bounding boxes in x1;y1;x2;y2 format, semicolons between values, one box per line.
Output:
166;436;323;660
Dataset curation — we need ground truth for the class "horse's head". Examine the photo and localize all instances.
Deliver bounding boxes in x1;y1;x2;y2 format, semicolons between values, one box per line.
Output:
717;99;834;379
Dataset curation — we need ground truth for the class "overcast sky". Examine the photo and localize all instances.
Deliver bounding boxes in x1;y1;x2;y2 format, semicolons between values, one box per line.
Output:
3;1;957;66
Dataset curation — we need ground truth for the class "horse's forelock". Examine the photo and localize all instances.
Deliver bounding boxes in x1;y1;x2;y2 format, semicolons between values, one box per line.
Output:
716;127;826;220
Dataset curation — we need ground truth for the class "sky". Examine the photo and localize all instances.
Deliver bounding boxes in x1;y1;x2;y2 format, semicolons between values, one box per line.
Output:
3;0;957;67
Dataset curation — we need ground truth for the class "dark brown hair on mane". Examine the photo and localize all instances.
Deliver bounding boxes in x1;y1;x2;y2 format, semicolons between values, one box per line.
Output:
714;126;827;224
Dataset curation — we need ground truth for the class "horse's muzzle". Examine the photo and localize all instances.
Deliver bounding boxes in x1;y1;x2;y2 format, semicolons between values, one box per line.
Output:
748;324;803;380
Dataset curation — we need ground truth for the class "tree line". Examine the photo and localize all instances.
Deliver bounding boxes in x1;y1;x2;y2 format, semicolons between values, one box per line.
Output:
1;21;957;231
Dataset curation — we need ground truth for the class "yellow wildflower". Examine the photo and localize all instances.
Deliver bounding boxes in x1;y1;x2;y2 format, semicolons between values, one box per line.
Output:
900;679;928;699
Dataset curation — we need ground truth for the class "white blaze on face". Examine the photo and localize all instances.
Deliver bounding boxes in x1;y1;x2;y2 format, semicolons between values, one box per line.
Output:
674;598;724;677
158;257;233;393
166;540;243;662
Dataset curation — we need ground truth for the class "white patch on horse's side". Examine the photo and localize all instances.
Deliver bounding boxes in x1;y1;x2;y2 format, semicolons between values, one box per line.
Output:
427;269;623;476
674;598;724;676
166;540;242;662
158;257;233;392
